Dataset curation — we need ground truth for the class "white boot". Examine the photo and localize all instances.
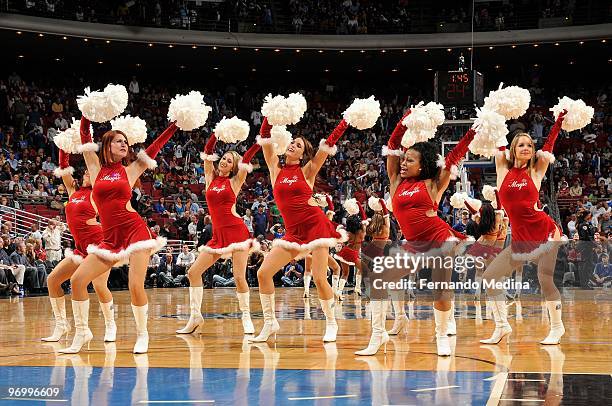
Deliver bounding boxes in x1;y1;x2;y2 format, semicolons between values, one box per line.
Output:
480;294;512;344
42;296;71;342
474;275;483;300
388;300;408;335
100;300;117;342
434;307;452;356
331;275;339;293
249;293;280;342
355;273;362;295
132;304;149;354
236;291;255;334
540;301;565;345
336;278;347;301
303;273;312;298
355;300;389;355
320;298;338;342
176;287;204;334
59;300;93;354
447;301;457;336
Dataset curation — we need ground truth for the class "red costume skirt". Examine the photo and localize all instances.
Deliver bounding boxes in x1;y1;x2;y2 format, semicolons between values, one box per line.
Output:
199;223;260;258
272;214;348;254
334;246;360;266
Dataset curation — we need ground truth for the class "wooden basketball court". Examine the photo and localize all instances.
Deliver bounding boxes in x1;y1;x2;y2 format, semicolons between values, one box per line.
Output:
1;288;611;404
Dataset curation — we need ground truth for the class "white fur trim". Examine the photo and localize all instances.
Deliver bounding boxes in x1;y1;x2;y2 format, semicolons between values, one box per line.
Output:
318;139;338;156
536;150;556;163
76;142;99;153
326;210;336;216
494;149;511;160
272;227;349;253
449;165;459;180
137;149;158;169
200;152;219;162
361;219;371;226
381;146;403;157
256;135;274;146
64;248;84;265
87;237;167;263
511;234;568;262
198;238;260;259
437;154;459;179
436;154;446;169
333;253;356;266
53;166;75;178
238;162;254;173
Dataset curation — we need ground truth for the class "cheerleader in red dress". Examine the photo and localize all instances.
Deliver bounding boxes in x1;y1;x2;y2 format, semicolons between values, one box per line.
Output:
43;149;116;345
481;111;568;345
356;111;476;356
249;117;350;343
334;201;368;301
176;133;260;336
304;194;342;299
63;116;179;354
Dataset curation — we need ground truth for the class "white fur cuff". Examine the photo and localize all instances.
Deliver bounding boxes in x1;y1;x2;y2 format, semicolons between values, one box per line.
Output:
53;166;75;178
76;142;99;153
238;162;254;173
200;152;220;162
536;150;556;163
256;135;274;146
381;146;403;157
318;139;338;156
137;149;158;169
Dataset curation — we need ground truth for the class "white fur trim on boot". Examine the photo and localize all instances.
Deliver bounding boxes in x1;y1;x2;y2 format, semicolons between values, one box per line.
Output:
131;304;149;354
237;291;255;334
100;300;117;342
320;298;338;342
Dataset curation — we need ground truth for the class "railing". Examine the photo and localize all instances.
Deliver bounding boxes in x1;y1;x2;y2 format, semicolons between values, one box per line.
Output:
0;204;72;244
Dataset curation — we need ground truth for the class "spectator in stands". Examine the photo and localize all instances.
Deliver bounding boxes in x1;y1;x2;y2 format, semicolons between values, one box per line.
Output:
146;253;160;287
567;214;578;237
175;245;196;277
453;210;470;233
41;218;65;263
253;205;268;238
188;215;198;241
243;208;254;236
590;253;612;287
281;260;304;287
174;197;185;216
27;223;42;241
10;241;46;293
569;179;583;197
154;197;170;216
174;212;190;241
0;238;22;294
158;253;177;287
198;215;212;247
270;223;285;239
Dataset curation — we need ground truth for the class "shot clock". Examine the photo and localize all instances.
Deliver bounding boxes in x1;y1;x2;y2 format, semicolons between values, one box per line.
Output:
435;70;484;106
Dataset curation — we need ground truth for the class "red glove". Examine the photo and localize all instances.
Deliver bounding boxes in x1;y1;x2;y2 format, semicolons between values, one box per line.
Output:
53;149;74;178
383;110;410;156
325;195;335;213
138;122;178;169
319;119;349;155
201;133;219;161
256;117;273;146
542;110;567;153
77;116;98;153
238;143;261;173
357;201;368;224
379;199;389;216
441;128;476;179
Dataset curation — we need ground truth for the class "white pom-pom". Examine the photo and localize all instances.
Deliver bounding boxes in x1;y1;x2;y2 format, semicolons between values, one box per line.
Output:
469;108;509;158
110;115;148;145
550;96;594;132
401;101;445;148
54;119;88;154
483;83;531;120
214;116;250;143
368;196;382;212
343;96;381;130
482;185;497;202
286;92;307;124
77;84;128;123
343;198;360;216
270;126;293;155
261;94;292;126
167;91;211;131
450;192;467;209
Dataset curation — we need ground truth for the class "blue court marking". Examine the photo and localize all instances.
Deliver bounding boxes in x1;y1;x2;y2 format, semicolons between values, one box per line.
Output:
0;366;495;405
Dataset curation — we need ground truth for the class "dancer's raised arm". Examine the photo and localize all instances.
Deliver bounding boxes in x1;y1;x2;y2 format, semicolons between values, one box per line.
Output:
304;119;349;181
128;122;178;185
256;117;278;174
78;117;101;182
53;149;77;196
384;111;409;188
231;142;261;191
434;127;476;199
533;110;567;177
201;132;219;188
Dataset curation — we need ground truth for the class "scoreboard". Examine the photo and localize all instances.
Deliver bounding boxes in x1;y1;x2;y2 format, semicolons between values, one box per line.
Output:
434;70;484;106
